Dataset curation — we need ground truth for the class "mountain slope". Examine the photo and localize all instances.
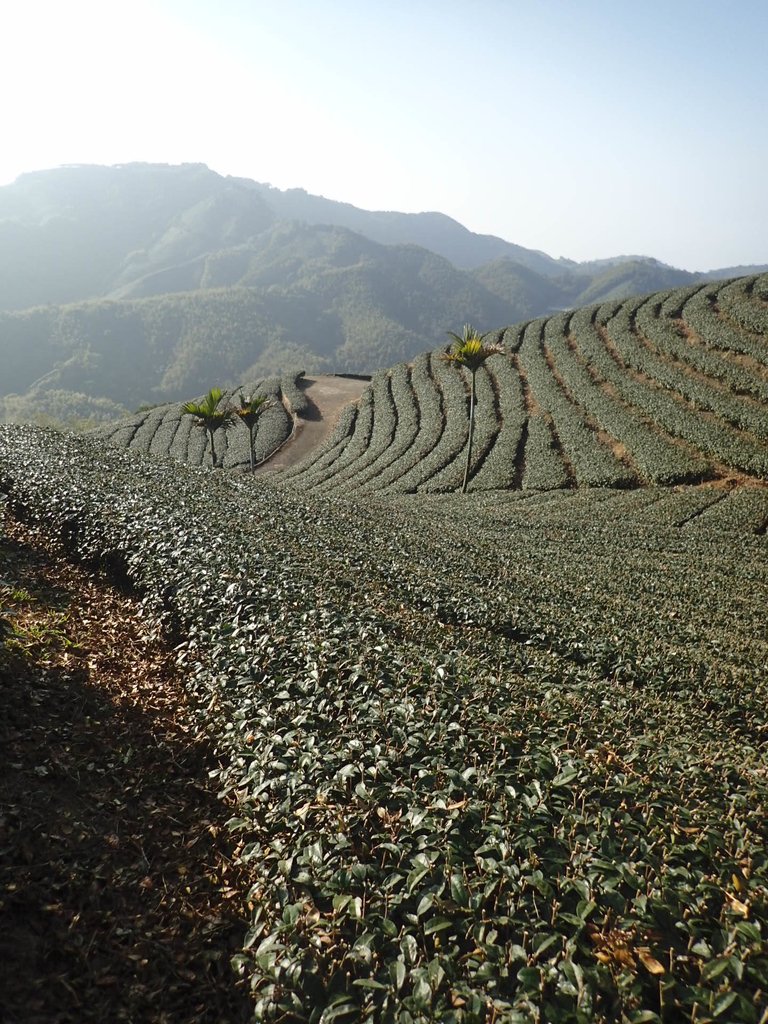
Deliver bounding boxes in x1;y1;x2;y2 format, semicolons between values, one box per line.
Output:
0;162;564;311
2;163;764;318
2;163;767;426
277;273;768;494
0;225;522;416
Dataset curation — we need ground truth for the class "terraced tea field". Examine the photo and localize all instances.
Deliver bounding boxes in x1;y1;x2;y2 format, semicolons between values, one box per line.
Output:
2;273;768;1022
278;273;768;494
1;421;766;1024
90;372;309;470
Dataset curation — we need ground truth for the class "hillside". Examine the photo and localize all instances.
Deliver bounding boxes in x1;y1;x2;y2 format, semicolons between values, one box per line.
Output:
88;373;312;472
1;424;766;1022
144;273;764;497
0;162;577;312
91;273;768;501
3;262;768;1024
3;163;768;426
0;226;521;420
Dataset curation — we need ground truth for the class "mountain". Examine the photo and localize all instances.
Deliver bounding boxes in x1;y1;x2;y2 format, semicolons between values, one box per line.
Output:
1;162;766;424
267;273;768;494
3;162;762;314
239;180;566;275
0;223;522;419
0;162;568;311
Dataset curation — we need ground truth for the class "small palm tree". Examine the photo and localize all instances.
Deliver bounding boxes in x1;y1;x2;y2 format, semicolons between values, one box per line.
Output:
443;325;504;493
234;393;274;471
182;387;235;468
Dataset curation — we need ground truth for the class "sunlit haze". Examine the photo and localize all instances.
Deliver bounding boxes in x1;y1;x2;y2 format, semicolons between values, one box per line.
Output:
3;0;767;271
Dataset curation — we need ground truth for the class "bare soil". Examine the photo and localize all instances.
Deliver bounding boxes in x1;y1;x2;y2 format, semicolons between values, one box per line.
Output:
255;375;368;474
0;515;256;1024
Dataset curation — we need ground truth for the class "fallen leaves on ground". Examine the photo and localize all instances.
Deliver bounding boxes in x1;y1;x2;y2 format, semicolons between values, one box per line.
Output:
0;513;255;1024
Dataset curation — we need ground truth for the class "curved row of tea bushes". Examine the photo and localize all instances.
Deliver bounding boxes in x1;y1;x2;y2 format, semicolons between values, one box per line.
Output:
313;373;396;494
535;316;636;488
501;322;526;353
422;365;501;494
631;298;768;435
553;306;707;485
278;403;358;486
637;289;768;403
380;353;446;493
465;355;525;491
718;277;768;335
1;427;767;1022
284;275;768;496
616;298;768;441
475;482;768;536
581;303;714;482
92;373;306;471
683;282;768;366
628;486;727;529
520;414;570;490
602;304;768;478
356;362;420;493
278;372;311;417
409;353;470;492
466;364;499;466
304;388;375;485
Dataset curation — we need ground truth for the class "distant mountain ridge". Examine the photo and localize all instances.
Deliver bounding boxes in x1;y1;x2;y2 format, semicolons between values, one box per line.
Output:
1;162;764;310
1;162;766;424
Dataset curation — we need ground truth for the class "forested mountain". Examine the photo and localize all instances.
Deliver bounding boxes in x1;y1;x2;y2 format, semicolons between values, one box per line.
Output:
2;162;766;425
82;271;768;501
0;225;520;420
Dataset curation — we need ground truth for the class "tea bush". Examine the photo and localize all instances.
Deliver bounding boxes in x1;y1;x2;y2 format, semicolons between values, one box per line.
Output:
1;426;766;1022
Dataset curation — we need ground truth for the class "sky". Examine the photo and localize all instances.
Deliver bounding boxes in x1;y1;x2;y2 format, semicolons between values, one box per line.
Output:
2;0;767;272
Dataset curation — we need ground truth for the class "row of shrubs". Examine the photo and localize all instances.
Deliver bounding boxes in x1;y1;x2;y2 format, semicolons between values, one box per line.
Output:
1;425;767;1021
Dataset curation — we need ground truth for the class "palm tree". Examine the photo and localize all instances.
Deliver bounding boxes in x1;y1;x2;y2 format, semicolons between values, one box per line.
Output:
234;391;276;471
234;393;274;471
181;387;235;468
443;325;504;493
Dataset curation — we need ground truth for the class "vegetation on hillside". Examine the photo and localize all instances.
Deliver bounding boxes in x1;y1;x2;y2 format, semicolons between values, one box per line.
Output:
234;392;276;471
3;164;765;424
0;236;518;417
282;274;768;494
182;387;237;468
443;326;505;493
1;427;766;1022
89;374;303;472
2;164;768;1021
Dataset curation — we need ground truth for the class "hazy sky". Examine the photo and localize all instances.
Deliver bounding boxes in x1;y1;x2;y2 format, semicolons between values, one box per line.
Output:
2;0;766;271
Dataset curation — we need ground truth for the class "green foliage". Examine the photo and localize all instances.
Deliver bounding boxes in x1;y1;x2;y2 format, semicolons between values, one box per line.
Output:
286;274;768;495
442;326;505;493
4;164;762;422
91;377;297;472
234;392;273;427
443;324;504;374
1;427;767;1022
234;393;275;471
182;387;235;468
0;388;129;430
182;386;228;422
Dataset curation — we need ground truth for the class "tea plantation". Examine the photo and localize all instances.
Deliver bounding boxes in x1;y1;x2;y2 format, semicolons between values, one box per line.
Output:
89;372;309;470
1;421;766;1023
280;273;768;494
1;273;767;1022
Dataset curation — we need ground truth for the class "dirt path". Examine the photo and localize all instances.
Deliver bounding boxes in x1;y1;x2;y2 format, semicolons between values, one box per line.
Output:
255;374;368;475
0;516;255;1023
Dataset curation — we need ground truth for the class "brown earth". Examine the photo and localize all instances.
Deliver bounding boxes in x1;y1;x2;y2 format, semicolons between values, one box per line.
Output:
0;515;256;1024
255;374;368;475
